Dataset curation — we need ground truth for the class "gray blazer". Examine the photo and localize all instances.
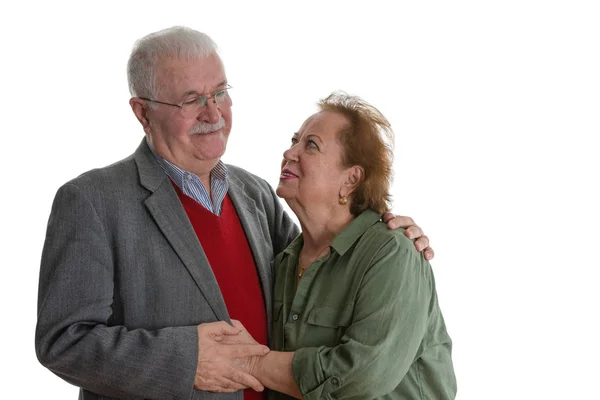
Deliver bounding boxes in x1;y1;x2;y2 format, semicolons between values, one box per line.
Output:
35;140;299;400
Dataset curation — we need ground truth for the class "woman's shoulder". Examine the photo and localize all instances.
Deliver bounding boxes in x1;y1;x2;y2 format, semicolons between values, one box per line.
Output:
352;221;431;291
359;219;419;257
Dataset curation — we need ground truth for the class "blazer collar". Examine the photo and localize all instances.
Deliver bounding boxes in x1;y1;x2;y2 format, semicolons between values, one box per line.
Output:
133;139;275;333
134;138;231;321
134;138;170;193
226;171;276;341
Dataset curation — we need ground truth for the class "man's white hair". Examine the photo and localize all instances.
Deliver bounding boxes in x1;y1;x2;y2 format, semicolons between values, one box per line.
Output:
127;26;218;100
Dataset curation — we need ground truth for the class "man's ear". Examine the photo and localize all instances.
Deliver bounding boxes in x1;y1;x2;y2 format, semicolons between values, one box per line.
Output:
342;165;364;197
129;98;151;132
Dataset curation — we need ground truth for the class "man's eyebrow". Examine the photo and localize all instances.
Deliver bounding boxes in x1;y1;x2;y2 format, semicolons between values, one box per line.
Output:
181;81;228;98
181;90;200;97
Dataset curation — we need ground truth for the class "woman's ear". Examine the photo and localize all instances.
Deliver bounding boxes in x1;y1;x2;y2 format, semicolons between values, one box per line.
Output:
343;165;364;196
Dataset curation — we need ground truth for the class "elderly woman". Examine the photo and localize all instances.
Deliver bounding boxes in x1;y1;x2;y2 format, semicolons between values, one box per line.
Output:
238;92;456;399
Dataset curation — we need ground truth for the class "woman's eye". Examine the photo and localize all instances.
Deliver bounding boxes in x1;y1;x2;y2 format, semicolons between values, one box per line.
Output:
290;138;298;146
307;140;318;149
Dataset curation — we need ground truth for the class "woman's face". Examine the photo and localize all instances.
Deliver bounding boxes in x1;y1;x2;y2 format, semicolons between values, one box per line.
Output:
276;111;352;210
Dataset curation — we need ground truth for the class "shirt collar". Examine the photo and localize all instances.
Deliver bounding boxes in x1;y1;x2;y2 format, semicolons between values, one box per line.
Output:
282;209;383;258
146;137;229;186
283;234;304;257
330;210;383;256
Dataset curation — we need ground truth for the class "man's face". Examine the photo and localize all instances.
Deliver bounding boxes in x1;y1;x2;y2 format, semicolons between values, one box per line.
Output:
145;53;232;174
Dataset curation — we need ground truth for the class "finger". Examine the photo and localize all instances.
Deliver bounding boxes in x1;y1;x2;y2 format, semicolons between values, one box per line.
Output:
424;247;435;261
413;236;429;252
199;321;241;337
403;225;424;240
219;334;257;345
218;321;250;337
230;319;244;330
381;212;394;223
229;367;264;392
387;215;415;229
220;343;270;358
216;376;249;392
222;323;258;344
195;377;246;393
195;363;253;392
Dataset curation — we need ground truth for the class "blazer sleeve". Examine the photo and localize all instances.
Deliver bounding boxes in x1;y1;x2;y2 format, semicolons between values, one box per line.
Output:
35;182;198;400
291;236;433;399
262;178;300;255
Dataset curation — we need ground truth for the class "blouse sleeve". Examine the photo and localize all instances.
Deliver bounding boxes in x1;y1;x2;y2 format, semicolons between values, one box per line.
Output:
291;235;433;399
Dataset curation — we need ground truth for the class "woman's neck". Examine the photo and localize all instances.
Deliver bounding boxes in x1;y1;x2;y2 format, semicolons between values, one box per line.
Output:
294;205;355;256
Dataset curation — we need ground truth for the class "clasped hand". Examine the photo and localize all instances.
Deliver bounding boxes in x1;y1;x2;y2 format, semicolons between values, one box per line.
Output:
195;320;268;392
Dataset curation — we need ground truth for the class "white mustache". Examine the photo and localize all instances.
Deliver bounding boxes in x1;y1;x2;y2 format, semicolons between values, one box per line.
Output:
188;118;226;135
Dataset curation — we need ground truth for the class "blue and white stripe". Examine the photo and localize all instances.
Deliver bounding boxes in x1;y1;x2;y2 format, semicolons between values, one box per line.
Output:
147;140;229;216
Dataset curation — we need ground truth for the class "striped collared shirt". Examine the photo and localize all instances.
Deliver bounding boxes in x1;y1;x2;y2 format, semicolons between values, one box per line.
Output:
147;140;229;216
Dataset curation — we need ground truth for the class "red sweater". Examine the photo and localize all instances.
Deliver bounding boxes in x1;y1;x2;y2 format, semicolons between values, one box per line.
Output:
175;185;267;400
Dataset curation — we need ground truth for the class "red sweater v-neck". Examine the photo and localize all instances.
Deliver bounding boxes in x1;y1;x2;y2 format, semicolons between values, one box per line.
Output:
175;185;267;400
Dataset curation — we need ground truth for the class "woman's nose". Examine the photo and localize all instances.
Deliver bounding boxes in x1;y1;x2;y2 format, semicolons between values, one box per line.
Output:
283;145;298;161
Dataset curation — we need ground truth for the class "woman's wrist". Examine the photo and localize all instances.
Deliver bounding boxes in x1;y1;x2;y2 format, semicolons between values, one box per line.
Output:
254;351;272;383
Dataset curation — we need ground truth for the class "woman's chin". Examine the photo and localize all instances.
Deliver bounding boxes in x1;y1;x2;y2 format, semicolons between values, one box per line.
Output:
275;185;294;200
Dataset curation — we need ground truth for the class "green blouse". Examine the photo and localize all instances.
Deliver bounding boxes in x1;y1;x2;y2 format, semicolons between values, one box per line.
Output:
269;210;456;399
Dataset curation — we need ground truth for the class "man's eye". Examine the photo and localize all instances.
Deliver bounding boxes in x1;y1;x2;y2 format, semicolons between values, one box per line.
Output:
183;98;198;106
215;90;227;100
307;140;318;149
290;138;298;147
184;96;208;107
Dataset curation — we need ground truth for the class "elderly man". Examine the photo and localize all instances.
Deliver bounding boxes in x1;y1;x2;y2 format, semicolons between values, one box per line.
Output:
35;26;434;400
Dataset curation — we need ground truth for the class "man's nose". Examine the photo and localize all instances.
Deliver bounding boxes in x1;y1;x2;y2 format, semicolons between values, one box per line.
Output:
199;100;221;124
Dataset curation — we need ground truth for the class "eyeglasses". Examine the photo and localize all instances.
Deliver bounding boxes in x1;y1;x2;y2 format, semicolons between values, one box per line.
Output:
140;84;232;117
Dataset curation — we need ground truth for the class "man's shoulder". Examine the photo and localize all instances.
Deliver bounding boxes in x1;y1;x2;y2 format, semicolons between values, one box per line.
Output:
226;164;272;191
226;163;262;179
64;153;138;192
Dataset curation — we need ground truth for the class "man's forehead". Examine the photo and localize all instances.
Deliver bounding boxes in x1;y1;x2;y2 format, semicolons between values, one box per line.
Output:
157;54;226;94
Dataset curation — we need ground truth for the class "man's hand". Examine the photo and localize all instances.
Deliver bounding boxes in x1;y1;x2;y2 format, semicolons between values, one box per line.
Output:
194;321;269;392
221;320;263;378
383;213;434;260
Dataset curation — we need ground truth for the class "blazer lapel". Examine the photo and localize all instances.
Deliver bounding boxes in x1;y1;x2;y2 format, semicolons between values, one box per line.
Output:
227;173;274;338
134;140;230;322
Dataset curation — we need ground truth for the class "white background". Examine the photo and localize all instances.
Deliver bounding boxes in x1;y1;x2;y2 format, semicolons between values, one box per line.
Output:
1;1;599;399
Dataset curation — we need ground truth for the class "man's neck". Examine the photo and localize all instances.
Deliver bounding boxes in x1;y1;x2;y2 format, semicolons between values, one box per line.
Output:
147;139;218;195
176;161;214;196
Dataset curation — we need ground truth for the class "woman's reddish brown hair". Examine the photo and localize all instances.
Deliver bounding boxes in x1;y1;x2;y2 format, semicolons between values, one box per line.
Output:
318;91;394;215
